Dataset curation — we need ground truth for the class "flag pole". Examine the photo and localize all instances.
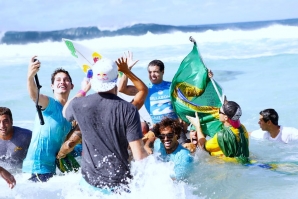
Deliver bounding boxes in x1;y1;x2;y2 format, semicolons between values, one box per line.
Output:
189;36;224;105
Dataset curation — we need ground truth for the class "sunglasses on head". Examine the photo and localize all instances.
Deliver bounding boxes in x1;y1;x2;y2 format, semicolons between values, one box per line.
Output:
158;132;175;140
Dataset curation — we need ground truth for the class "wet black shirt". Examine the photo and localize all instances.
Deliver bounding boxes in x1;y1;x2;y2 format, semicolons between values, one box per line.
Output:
65;93;142;188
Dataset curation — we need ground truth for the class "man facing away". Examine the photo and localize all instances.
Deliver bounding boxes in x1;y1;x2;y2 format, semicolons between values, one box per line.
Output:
250;108;298;143
56;51;148;160
0;107;32;170
152;117;193;180
22;56;74;182
63;57;148;193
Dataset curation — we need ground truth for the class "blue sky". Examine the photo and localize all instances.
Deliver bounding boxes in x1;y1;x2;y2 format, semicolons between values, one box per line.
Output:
1;0;298;31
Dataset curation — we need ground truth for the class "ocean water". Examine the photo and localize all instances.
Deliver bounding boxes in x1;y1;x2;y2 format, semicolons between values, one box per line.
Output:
1;19;298;198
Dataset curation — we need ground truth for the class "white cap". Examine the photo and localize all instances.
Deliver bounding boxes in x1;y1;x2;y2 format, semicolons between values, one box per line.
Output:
90;58;118;92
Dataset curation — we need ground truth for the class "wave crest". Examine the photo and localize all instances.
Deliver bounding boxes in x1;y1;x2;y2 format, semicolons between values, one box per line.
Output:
1;18;298;45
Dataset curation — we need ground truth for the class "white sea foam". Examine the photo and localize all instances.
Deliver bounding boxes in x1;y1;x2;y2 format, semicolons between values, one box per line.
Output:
0;24;298;64
1;22;298;199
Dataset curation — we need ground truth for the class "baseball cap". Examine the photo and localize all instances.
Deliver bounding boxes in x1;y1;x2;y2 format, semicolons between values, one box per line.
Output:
90;58;118;92
222;101;242;128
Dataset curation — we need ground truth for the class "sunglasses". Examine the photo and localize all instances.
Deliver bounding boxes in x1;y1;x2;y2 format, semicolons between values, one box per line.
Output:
158;132;175;140
219;109;226;115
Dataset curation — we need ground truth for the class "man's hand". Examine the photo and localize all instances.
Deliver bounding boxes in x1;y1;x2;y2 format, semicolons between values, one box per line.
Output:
27;56;41;79
124;51;139;70
142;131;155;155
116;57;130;73
0;167;16;189
186;112;201;130
208;69;213;78
183;143;197;153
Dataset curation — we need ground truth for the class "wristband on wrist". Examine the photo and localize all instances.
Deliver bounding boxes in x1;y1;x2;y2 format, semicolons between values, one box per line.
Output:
77;90;86;97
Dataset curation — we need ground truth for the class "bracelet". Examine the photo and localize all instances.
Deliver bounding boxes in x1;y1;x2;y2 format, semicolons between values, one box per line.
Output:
77;90;86;97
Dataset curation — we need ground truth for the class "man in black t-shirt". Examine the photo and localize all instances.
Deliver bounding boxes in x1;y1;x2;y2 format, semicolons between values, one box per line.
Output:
63;57;148;193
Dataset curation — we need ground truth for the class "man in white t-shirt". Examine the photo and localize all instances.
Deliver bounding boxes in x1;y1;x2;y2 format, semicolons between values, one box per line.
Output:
250;109;298;143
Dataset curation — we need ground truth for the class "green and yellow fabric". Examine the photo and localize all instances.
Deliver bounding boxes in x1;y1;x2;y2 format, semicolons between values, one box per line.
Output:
170;42;223;137
56;154;80;173
206;124;250;164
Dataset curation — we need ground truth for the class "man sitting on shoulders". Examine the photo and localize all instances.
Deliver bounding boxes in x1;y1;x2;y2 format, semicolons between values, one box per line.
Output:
250;108;298;143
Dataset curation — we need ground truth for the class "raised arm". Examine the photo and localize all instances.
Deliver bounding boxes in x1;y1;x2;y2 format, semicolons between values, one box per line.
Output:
118;74;139;96
118;51;140;96
186;112;207;150
27;56;49;109
116;56;148;110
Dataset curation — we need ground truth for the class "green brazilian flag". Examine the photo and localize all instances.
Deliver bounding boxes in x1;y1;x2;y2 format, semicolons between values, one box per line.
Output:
170;42;224;137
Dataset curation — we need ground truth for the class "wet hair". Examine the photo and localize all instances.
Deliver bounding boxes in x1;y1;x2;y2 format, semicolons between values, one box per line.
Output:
222;101;242;121
51;68;72;84
0;107;13;121
152;117;182;139
148;60;164;72
260;108;278;125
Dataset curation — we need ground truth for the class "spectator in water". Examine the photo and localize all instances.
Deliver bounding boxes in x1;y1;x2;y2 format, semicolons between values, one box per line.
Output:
153;117;193;180
250;108;298;143
23;56;74;182
0;107;32;169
